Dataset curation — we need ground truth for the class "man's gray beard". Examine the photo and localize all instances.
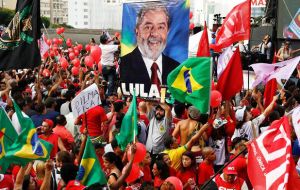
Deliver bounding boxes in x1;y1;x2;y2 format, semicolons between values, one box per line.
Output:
137;38;166;61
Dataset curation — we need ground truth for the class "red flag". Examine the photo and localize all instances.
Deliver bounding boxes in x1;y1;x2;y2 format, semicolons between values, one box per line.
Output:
247;117;300;190
196;22;210;57
216;47;243;100
210;0;250;51
263;55;278;108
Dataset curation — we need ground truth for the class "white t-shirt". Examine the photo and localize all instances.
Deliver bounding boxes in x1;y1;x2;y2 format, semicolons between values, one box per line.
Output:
209;137;226;165
232;114;265;141
60;101;70;115
99;44;118;66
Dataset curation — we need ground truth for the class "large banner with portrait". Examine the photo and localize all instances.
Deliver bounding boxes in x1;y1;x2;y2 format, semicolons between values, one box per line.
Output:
120;0;189;99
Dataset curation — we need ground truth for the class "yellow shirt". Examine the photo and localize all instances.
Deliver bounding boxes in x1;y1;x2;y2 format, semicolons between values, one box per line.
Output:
163;146;187;171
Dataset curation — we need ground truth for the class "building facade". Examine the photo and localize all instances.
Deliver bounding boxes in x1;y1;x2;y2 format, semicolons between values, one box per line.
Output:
1;0;16;9
40;0;68;25
68;0;122;30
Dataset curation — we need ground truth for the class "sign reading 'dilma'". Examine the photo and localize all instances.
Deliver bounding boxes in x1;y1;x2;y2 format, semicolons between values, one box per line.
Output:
71;84;101;117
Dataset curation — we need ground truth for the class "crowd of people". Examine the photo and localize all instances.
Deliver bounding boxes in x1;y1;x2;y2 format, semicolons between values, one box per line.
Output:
0;27;299;190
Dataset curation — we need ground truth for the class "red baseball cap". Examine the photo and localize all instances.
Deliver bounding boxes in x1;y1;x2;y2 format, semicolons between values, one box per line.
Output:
65;180;86;190
43;119;54;129
223;164;238;175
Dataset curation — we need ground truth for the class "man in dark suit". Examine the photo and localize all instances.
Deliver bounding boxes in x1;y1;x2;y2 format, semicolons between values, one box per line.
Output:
120;3;180;96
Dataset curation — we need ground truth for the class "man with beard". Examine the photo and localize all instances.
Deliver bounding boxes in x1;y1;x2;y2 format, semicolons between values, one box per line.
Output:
145;103;172;159
120;4;180;96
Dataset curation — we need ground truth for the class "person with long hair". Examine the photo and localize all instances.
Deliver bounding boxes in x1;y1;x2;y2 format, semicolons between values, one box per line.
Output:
176;151;197;190
152;160;169;189
103;152;124;187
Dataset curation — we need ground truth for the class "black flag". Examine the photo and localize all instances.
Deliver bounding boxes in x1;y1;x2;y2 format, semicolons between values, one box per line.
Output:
0;0;41;70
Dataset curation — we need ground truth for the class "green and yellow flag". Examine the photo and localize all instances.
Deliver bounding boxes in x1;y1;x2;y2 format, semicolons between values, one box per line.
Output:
167;57;211;113
4;101;52;166
77;136;107;186
0;107;18;173
115;91;138;151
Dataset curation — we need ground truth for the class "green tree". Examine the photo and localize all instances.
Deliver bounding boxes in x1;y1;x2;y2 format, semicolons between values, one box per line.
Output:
0;8;14;26
41;16;50;28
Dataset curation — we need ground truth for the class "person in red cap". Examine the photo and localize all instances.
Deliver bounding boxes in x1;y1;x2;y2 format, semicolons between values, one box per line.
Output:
39;119;66;159
214;164;247;190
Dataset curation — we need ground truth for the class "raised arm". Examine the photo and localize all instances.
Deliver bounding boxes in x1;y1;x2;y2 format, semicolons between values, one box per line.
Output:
185;123;210;150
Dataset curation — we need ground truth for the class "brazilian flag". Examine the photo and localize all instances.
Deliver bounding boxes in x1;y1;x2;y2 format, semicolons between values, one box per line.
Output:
77;136;107;186
167;57;211;113
4;101;52;166
115;90;138;151
0;107;18;173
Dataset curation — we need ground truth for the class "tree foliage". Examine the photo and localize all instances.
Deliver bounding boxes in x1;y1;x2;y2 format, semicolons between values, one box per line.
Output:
41;16;50;28
0;8;15;26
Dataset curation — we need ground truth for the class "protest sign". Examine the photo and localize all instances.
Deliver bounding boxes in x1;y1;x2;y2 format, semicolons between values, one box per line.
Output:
120;0;189;99
71;84;101;117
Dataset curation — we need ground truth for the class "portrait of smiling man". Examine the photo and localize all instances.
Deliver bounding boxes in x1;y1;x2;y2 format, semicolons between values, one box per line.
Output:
120;3;180;96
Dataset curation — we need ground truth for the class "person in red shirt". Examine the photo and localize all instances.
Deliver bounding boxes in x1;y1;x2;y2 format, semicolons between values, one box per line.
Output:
152;160;169;188
39;119;66;159
198;147;216;187
176;151;197;190
0;174;14;190
139;152;152;182
53;115;75;151
214;164;248;190
75;105;108;139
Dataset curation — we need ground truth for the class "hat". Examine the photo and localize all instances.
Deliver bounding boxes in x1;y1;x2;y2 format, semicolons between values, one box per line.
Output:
43;119;54;129
213;118;228;129
250;108;261;118
235;106;246;122
223;164;238;175
165;177;183;190
188;106;201;120
65;180;86;190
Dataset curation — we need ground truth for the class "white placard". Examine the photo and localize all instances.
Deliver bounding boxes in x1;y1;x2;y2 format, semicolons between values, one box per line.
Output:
71;84;101;117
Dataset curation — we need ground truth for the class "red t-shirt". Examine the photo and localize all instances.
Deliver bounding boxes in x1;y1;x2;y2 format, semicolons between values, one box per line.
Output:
53;125;74;151
0;174;14;190
39;133;59;159
140;165;152;182
154;176;164;188
79;106;108;137
215;174;245;190
198;161;215;185
176;169;197;190
169;167;177;177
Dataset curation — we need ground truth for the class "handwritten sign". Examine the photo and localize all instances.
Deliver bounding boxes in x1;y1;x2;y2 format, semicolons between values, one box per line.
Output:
71;84;101;117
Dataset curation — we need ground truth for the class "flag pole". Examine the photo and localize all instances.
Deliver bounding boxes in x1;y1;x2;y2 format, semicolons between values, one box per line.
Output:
201;148;247;190
42;23;49;38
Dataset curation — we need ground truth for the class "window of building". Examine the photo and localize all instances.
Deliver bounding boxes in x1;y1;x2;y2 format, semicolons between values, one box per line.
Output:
84;2;88;5
84;15;88;18
84;9;88;12
75;22;78;25
84;22;88;25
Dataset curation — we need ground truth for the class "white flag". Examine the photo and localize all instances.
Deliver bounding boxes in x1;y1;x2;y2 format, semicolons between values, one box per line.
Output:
38;33;49;57
217;46;234;79
250;56;300;87
292;106;300;141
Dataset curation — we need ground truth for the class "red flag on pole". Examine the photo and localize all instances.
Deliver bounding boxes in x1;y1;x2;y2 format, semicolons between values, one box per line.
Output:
263;54;278;108
196;22;210;57
247;117;300;190
216;47;243;100
210;0;250;51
